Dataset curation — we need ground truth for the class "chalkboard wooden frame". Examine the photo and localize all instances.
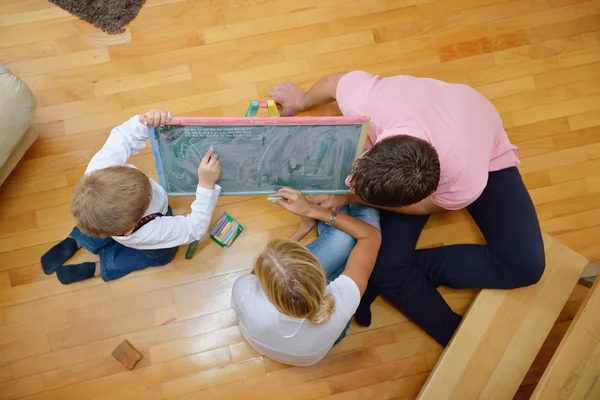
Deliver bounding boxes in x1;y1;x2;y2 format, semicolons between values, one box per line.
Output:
149;116;370;197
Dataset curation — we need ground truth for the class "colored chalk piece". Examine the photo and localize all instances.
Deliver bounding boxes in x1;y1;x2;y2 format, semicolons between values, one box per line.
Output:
218;222;232;240
267;99;280;117
245;100;259;117
112;340;143;370
223;229;234;245
267;196;283;201
210;217;227;236
259;100;268;108
185;240;199;259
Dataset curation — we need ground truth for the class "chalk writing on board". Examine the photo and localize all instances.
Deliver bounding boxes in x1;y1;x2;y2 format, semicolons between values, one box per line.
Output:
152;124;364;195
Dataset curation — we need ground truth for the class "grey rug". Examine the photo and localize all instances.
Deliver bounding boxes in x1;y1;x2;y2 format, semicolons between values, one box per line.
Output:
49;0;146;34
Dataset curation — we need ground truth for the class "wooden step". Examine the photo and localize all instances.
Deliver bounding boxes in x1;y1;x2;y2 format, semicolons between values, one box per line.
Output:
530;274;600;399
417;232;589;400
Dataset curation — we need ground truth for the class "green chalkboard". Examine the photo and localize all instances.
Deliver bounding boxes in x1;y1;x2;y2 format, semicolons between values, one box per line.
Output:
149;117;369;196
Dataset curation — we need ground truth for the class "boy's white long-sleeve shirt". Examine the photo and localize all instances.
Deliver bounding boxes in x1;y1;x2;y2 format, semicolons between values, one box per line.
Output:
85;115;221;250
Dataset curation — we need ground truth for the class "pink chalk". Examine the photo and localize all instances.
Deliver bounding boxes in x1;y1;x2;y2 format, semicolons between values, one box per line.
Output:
170;116;369;126
160;317;177;325
258;100;268;108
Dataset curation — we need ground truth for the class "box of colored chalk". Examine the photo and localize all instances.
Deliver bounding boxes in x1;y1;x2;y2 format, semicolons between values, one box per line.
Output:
209;212;244;248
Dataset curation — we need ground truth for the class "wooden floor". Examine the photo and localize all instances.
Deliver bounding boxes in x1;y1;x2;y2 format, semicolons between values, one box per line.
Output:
0;0;599;399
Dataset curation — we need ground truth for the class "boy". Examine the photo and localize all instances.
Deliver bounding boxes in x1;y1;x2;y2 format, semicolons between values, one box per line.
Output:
270;72;545;346
41;109;221;284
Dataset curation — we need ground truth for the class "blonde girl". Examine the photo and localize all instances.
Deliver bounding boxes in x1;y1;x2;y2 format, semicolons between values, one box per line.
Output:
231;187;381;366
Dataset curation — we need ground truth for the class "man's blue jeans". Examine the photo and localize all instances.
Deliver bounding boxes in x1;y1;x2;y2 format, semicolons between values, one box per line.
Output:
305;204;380;344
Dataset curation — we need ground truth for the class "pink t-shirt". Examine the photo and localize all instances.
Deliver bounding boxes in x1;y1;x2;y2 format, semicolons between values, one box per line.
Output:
336;71;520;210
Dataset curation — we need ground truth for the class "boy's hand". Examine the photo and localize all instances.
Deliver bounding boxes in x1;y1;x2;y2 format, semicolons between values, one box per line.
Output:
139;109;173;127
198;148;221;189
269;82;306;116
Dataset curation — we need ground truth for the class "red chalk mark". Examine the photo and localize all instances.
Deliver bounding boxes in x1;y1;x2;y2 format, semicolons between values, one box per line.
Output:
160;317;177;325
166;131;172;137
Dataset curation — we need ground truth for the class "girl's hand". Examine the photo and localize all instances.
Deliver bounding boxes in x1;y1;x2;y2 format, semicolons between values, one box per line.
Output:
271;187;315;217
299;216;316;232
140;109;173;127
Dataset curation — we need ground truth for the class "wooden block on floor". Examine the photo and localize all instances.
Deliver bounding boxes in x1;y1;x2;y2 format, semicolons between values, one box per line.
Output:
417;233;589;400
112;340;144;371
530;274;600;399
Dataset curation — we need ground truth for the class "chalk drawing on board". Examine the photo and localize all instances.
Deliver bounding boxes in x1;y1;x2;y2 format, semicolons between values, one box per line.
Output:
149;117;370;196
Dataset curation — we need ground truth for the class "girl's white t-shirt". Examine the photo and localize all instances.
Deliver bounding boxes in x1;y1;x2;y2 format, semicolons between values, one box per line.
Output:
231;273;361;366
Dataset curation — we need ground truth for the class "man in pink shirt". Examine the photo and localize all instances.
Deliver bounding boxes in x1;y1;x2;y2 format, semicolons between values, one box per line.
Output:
270;71;545;346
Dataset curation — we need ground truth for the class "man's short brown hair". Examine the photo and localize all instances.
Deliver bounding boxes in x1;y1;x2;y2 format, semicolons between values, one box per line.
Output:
71;166;152;237
350;135;440;207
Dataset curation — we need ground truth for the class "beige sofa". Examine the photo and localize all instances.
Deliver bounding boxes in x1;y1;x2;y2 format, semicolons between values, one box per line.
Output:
0;65;38;186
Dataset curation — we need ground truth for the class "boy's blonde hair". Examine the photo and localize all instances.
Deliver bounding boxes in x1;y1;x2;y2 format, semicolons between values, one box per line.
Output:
71;166;152;237
254;238;335;325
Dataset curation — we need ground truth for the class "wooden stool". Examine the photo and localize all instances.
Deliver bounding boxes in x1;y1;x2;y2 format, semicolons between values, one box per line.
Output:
417;233;589;400
530;275;600;399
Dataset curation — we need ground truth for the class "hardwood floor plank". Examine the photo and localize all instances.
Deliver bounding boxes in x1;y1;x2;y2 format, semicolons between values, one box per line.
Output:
149;322;243;364
19;372;131;400
10;310;237;379
130;347;231;388
161;358;265;398
153;291;231;324
569;108;600;130
530;179;588;204
462;0;553;25
470;57;561;86
0;312;68;346
439;30;529;61
321;381;395;400
0;19;80;48
68;288;173;327
0;375;44;400
507;117;571;142
0;335;49;364
8;263;52;286
493;35;584;65
7;48;111;77
93;65;192;97
48;310;156;351
282;31;375;60
393;372;430;398
510;93;600;126
534;61;600;88
491;85;568;114
475;76;536;99
0;0;56;14
2;285;111;324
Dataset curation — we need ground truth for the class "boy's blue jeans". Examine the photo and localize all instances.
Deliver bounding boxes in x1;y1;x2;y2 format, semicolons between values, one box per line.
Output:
70;207;178;281
305;204;380;344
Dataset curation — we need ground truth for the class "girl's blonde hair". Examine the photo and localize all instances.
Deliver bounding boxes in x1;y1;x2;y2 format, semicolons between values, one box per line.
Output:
254;238;335;324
